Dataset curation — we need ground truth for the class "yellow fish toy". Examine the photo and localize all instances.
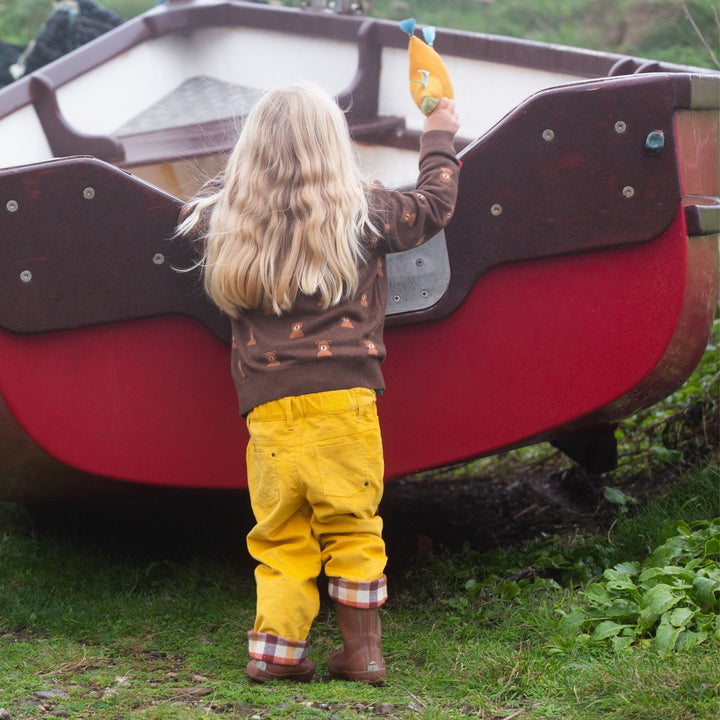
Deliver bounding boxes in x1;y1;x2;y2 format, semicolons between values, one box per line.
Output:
401;18;454;115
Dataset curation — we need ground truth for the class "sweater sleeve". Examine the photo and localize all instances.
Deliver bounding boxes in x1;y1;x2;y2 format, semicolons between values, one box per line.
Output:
371;130;460;253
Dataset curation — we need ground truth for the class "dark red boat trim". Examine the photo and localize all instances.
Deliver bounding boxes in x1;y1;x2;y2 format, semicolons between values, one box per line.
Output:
30;74;125;162
0;156;230;341
0;73;703;342
387;72;691;327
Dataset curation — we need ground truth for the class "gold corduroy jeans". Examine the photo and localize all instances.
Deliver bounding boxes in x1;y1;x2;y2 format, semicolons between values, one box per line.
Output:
244;388;388;665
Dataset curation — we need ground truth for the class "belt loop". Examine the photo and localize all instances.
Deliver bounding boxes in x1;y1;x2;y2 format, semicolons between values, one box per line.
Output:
284;396;293;428
354;388;361;417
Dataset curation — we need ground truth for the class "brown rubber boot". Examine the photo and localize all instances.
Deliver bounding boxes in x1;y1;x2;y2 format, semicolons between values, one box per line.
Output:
327;603;386;684
246;657;315;683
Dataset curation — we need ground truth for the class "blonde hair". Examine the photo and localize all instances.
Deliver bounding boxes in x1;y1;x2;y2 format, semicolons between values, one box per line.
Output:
178;83;374;317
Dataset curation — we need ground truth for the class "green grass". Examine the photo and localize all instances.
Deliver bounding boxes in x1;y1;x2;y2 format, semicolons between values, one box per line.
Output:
367;0;720;70
1;457;718;719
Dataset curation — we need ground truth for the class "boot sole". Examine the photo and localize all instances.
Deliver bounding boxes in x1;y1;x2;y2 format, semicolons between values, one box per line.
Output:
327;654;386;685
246;659;315;683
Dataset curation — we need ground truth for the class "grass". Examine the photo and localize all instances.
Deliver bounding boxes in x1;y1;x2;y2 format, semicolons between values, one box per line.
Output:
1;457;718;719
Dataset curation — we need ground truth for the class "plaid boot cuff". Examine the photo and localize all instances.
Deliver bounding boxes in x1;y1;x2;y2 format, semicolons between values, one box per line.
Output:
247;631;309;665
328;575;388;608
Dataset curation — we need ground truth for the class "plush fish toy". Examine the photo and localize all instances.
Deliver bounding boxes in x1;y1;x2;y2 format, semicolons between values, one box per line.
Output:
401;18;454;115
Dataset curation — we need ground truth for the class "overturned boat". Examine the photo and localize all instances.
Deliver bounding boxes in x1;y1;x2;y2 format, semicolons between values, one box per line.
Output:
0;0;718;500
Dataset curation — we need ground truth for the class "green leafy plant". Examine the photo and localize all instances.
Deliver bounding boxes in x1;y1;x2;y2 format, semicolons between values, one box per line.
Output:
560;518;720;653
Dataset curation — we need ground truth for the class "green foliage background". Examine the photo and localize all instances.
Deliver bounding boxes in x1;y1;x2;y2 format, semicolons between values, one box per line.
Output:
368;0;720;69
0;1;153;45
0;0;718;70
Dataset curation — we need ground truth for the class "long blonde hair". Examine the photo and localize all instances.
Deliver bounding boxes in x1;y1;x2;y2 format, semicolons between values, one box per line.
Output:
178;83;374;317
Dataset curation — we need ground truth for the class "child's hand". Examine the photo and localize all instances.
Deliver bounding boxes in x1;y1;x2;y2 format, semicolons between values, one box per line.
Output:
423;98;460;135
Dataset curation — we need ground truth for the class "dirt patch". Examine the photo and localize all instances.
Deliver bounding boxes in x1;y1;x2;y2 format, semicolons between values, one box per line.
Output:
382;462;607;557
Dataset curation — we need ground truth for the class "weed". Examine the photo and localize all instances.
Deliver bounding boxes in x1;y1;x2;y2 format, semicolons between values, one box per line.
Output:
557;518;719;652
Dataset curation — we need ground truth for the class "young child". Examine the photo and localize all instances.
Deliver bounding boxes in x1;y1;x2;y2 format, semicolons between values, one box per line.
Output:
177;82;459;684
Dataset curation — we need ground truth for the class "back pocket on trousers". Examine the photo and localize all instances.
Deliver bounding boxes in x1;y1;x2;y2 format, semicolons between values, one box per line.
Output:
314;439;374;498
247;446;281;509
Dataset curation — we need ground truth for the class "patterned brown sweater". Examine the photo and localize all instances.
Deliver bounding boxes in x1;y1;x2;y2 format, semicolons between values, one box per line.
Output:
181;130;459;415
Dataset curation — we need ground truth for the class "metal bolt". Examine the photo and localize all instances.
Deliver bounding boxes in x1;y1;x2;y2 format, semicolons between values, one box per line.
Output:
83;187;95;200
542;129;555;142
491;204;503;216
645;130;665;151
420;290;429;298
623;186;635;198
153;253;165;265
615;121;627;134
20;270;32;283
6;200;18;212
392;294;401;303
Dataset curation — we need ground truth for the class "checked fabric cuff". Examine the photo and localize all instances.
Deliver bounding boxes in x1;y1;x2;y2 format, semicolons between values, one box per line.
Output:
328;574;388;608
247;631;309;665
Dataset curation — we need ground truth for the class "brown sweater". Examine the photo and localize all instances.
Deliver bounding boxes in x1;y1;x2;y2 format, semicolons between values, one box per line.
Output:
182;130;459;415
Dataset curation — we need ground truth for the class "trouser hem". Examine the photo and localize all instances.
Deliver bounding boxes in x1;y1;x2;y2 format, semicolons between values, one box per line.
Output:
247;631;309;665
328;574;388;608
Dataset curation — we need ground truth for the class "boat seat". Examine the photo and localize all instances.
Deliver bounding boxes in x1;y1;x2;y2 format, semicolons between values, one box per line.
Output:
114;76;263;138
116;76;405;142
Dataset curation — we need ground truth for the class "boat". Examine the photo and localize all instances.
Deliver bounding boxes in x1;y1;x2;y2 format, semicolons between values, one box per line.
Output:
0;0;718;501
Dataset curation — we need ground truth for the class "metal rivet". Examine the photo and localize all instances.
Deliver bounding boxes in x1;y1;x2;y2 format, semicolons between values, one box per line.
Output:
20;270;32;283
153;253;165;265
623;186;635;198
6;200;18;212
420;290;429;298
415;257;424;267
491;204;503;216
83;187;95;200
615;121;627;134
542;129;555;142
392;294;401;303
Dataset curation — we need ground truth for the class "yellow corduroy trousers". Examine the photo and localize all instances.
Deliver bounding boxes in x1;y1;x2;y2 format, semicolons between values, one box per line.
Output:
245;388;387;662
